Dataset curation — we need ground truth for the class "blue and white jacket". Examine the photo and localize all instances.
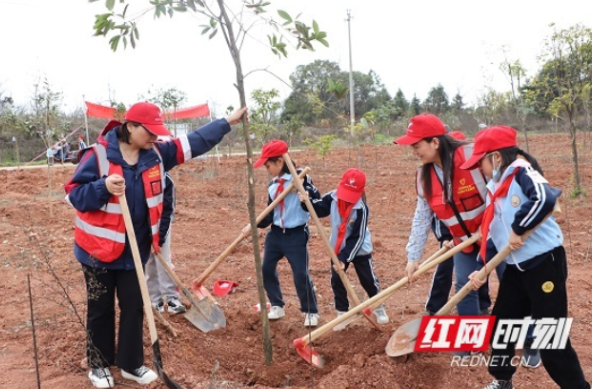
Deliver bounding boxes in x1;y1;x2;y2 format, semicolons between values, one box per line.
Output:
308;190;373;263
257;169;320;229
487;158;563;268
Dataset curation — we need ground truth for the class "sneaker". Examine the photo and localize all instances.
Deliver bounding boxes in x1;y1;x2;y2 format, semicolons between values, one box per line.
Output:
154;301;164;314
268;306;285;320
374;306;389;324
166;297;186;314
521;338;542;368
480;379;514;389
304;313;320;327
333;311;349;332
121;365;158;385
88;367;114;388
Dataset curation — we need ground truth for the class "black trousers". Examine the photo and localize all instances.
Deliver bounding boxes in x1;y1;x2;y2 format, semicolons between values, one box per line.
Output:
82;264;144;372
489;246;589;389
262;226;318;313
331;254;380;312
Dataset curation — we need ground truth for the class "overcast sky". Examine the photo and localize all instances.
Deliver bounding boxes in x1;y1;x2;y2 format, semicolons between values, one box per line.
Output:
1;0;591;117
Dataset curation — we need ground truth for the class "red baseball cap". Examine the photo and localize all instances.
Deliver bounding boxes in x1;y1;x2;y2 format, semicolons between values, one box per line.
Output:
253;140;288;168
124;102;171;136
449;131;466;140
460;126;518;170
336;168;366;203
212;280;239;297
394;114;447;145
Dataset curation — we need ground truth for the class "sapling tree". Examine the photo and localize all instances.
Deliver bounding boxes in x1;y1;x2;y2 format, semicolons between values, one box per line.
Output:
89;0;328;364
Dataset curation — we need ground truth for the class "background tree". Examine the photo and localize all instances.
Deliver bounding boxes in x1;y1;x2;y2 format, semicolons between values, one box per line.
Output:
530;23;592;196
250;88;281;142
423;84;450;114
91;0;328;365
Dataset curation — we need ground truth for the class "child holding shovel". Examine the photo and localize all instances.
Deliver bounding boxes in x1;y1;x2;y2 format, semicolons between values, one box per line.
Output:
462;125;590;389
246;140;321;327
298;168;389;330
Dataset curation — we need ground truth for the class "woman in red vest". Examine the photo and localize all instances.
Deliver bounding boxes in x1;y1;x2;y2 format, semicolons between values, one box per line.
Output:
66;102;246;388
394;114;488;344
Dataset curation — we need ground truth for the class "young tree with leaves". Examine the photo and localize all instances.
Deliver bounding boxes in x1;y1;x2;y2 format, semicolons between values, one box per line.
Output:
90;0;328;366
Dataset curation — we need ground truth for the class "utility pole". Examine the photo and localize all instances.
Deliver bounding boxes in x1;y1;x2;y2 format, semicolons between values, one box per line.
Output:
346;9;355;136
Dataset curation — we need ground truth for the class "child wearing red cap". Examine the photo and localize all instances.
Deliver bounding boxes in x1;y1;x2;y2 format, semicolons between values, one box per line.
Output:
462;126;589;389
394;114;489;353
299;168;389;330
248;140;321;327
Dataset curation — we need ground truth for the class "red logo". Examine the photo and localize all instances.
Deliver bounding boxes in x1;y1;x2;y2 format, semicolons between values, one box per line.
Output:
415;316;495;352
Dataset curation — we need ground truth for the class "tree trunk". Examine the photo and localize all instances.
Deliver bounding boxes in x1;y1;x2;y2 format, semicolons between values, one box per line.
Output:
568;114;581;194
217;0;273;365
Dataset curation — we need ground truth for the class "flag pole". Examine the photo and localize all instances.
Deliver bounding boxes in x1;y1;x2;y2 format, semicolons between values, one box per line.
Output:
208;101;220;163
83;96;90;145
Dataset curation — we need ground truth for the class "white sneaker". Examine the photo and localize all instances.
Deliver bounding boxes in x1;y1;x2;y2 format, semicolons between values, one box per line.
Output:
333;311;349;331
153;301;164;314
121;365;158;385
88;367;114;388
304;313;320;327
166;297;187;314
268;306;285;320
374;306;389;324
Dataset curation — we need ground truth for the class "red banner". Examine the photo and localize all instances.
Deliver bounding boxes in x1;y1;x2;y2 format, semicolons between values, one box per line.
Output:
165;103;210;119
85;101;117;120
84;102;210;120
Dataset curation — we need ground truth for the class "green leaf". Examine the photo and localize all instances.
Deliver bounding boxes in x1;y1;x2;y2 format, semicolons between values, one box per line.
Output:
312;20;319;34
317;38;329;47
173;5;187;12
278;10;292;24
210;18;217;28
209;29;218;39
201;26;210;35
109;35;120;51
106;0;115;11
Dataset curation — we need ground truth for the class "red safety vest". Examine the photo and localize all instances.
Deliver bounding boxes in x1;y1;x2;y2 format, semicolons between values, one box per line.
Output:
417;145;487;251
73;144;164;262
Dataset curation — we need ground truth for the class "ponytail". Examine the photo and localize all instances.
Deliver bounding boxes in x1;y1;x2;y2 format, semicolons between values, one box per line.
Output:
498;147;544;176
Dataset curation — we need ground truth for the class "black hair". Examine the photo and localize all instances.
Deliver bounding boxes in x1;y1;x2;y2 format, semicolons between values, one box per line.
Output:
267;156;293;175
420;134;467;201
116;122;136;145
496;147;544;176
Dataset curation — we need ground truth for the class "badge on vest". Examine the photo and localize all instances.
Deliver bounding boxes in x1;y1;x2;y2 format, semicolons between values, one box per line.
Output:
151;180;162;195
510;195;521;207
542;281;554;293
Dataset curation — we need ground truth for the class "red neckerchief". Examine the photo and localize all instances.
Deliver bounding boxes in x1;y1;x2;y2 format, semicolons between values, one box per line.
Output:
274;178;285;228
335;199;355;255
479;169;519;262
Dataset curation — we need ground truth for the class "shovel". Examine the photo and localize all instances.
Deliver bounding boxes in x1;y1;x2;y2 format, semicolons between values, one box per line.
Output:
119;194;185;389
154;252;226;332
191;167;311;300
386;206;560;357
292;233;480;367
282;153;381;331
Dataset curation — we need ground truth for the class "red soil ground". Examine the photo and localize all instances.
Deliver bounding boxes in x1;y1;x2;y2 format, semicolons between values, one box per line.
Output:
1;134;591;389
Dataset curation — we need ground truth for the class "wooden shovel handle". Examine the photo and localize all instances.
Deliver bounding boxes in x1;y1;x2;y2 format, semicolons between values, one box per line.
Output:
119;194;159;344
155;252;204;310
296;232;481;346
192;166;311;287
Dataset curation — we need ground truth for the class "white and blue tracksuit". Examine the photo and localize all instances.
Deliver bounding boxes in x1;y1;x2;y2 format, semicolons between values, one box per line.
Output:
485;159;589;389
257;170;320;314
308;191;381;312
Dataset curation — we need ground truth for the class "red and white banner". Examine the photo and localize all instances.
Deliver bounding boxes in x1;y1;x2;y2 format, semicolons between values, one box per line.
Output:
85;102;118;120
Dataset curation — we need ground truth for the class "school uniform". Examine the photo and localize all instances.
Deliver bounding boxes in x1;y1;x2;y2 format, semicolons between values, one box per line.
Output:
257;170;320;314
485;159;589;389
309;190;381;312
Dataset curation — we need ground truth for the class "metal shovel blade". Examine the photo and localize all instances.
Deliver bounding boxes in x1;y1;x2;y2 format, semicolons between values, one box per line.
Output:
385;318;422;357
183;298;226;333
193;284;213;301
